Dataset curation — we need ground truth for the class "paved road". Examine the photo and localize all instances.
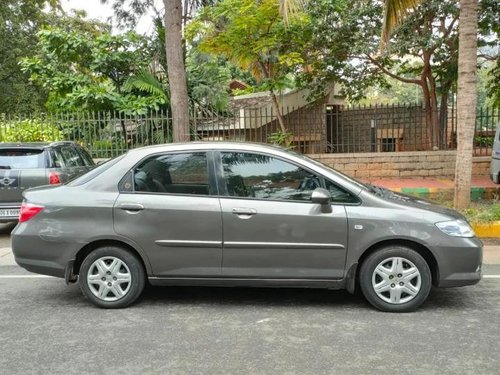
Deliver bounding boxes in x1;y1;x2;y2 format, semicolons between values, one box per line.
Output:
2;226;500;374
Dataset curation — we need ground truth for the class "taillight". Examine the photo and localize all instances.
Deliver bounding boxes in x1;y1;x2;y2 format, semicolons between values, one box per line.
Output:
49;171;61;185
19;202;44;223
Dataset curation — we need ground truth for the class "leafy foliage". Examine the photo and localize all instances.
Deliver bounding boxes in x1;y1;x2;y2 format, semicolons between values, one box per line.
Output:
187;0;311;93
0;118;62;142
20;26;166;114
0;0;62;113
268;130;295;149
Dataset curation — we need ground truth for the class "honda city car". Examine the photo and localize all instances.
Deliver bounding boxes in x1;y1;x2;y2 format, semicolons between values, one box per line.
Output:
11;142;482;312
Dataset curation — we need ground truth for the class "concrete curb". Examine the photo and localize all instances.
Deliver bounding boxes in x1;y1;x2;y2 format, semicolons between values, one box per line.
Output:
473;221;500;238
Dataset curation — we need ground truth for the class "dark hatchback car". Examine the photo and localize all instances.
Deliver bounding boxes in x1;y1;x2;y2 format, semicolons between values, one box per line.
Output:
0;142;95;222
12;143;482;312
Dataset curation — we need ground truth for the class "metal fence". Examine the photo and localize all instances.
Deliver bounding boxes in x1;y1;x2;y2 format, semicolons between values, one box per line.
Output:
0;104;498;157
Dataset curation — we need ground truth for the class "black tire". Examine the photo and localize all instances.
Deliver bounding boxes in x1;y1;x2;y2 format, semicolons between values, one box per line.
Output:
79;246;146;308
359;246;432;312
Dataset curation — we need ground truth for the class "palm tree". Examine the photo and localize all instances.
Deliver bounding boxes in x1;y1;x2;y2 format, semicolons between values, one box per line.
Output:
380;0;421;48
454;0;478;209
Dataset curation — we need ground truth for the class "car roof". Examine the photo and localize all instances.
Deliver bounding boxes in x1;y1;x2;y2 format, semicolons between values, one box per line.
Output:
126;141;290;155
0;141;77;149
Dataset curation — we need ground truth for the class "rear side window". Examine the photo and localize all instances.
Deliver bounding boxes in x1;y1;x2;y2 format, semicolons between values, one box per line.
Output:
0;149;45;169
76;147;95;166
60;146;85;167
133;152;210;195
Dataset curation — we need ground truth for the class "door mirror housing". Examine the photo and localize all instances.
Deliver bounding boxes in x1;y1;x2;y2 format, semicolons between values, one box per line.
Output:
311;188;331;205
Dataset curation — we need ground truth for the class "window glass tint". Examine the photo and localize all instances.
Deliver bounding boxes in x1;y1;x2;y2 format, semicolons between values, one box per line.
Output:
221;152;320;201
76;147;94;166
324;179;359;204
60;146;84;167
134;152;209;195
0;149;45;169
50;150;64;168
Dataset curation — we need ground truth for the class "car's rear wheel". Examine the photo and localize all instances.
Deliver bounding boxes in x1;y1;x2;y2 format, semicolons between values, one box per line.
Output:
79;246;145;308
359;246;432;312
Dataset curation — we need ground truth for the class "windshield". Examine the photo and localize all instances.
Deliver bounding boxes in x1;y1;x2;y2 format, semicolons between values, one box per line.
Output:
68;154;125;186
0;149;45;169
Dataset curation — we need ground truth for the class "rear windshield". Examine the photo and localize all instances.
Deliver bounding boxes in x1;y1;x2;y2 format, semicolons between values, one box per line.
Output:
0;149;45;169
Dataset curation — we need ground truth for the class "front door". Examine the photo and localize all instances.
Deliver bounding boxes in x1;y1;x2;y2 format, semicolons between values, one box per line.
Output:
217;151;349;279
113;151;223;277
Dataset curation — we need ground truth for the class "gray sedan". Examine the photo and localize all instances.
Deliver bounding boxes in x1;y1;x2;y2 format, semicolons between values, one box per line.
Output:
12;142;482;312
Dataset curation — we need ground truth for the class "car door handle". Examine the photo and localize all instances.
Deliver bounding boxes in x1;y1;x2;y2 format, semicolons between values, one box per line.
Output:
232;208;257;215
118;203;145;212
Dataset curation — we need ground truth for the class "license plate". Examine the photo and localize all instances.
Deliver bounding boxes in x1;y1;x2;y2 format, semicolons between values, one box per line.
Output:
0;209;20;217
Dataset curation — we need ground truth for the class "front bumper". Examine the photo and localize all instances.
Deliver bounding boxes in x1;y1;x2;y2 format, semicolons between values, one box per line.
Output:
434;237;483;288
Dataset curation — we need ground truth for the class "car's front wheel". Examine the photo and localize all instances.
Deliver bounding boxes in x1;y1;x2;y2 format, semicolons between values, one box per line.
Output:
79;246;146;308
359;246;432;312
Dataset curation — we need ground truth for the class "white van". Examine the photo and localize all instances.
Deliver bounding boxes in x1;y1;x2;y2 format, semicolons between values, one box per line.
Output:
492;122;500;184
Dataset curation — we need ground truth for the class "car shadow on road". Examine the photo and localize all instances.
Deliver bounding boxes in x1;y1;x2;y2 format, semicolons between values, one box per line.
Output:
0;223;16;235
137;284;370;310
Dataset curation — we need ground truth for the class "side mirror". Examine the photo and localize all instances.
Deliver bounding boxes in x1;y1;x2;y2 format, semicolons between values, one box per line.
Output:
311;188;331;205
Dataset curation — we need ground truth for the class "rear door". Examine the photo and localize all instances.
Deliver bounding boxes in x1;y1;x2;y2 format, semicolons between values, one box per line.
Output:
217;151;351;279
113;151;223;277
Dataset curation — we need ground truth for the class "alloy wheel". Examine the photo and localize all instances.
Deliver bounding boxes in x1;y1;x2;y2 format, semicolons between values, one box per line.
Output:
371;257;422;304
87;256;132;302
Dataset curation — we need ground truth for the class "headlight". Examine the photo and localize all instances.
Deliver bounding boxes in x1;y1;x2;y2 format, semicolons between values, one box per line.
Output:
435;220;475;238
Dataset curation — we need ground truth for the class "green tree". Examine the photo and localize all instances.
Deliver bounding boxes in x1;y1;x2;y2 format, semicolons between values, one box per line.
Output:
188;0;311;133
0;0;61;113
303;0;498;149
20;26;165;114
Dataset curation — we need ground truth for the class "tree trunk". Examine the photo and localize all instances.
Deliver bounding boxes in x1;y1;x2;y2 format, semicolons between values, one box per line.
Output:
454;0;478;209
164;0;190;142
270;90;287;133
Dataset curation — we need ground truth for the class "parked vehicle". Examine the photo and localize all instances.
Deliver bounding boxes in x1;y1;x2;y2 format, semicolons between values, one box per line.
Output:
12;142;482;312
491;121;500;184
0;141;95;222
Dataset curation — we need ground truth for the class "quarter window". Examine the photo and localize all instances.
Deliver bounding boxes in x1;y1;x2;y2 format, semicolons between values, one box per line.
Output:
134;152;209;195
221;152;320;201
324;179;360;204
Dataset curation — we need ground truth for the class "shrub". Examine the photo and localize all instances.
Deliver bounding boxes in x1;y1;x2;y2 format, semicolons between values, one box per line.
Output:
0;118;63;142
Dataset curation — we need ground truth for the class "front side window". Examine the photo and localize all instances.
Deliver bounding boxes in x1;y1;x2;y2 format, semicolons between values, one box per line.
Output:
221;152;320;201
134;152;209;195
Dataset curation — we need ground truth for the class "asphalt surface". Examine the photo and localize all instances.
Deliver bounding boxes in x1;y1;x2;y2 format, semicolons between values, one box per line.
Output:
1;225;500;374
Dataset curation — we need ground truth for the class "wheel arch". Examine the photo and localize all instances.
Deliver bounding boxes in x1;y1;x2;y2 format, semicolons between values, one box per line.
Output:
356;239;439;286
73;239;150;276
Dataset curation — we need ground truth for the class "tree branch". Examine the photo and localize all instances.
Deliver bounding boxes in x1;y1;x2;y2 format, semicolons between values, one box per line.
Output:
365;54;422;85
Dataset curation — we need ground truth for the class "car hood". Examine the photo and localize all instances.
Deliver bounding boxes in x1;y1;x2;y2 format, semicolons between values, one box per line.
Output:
368;185;466;221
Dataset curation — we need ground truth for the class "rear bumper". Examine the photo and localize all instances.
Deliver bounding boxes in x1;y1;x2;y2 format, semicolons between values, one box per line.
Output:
11;224;78;279
14;256;65;278
491;158;500;183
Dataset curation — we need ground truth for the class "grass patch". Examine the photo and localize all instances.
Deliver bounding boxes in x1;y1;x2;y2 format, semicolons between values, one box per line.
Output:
430;198;500;224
